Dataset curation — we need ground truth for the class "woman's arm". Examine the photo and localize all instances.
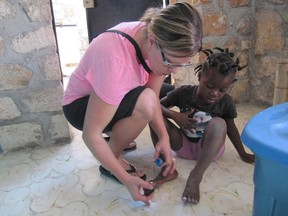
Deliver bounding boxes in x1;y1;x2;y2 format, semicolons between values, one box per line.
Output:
82;91;131;183
82;91;154;204
145;73;176;175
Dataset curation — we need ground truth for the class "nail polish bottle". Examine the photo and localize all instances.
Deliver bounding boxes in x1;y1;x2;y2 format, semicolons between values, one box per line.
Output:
155;157;164;167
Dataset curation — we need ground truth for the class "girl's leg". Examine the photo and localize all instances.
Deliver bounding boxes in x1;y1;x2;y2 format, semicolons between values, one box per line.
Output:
150;116;183;151
182;117;227;204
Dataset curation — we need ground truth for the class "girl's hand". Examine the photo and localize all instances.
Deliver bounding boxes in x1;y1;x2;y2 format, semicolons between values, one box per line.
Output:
240;152;255;163
174;111;198;130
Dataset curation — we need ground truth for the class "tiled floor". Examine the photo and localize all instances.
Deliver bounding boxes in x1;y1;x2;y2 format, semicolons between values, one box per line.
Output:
0;103;268;216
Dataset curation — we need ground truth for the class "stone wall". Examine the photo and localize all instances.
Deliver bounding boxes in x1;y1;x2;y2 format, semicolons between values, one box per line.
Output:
0;0;70;153
170;0;288;105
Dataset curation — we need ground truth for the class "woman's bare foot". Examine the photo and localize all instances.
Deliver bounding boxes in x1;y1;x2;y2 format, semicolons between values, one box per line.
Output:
151;169;178;187
182;172;202;204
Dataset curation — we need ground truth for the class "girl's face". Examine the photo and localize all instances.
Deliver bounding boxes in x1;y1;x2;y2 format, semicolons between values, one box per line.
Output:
196;69;235;105
148;40;194;76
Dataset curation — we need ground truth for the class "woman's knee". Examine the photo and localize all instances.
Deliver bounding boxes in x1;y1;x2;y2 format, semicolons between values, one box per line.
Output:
135;88;158;120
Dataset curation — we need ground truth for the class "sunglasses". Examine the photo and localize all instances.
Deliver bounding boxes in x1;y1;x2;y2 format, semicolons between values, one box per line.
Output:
157;43;193;68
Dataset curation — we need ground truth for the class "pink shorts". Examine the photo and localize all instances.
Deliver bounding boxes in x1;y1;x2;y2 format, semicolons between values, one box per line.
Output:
175;133;225;160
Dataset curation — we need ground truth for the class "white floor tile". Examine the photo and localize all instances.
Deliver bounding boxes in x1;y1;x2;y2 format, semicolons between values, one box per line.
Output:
0;104;266;216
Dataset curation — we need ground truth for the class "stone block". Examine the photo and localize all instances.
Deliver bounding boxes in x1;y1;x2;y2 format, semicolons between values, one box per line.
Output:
229;79;250;103
224;37;237;51
0;123;42;152
11;26;56;53
237;14;252;35
0;97;21;120
38;54;61;80
254;10;284;54
256;56;278;78
241;40;251;50
229;0;251;7
21;86;63;113
203;12;228;36
0;64;32;91
19;0;52;22
0;0;16;20
49;115;71;144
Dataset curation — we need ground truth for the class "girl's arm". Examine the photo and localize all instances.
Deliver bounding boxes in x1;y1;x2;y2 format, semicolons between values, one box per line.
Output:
161;97;196;130
225;118;255;163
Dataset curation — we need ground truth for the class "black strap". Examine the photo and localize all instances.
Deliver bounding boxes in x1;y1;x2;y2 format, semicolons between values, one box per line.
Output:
105;29;152;73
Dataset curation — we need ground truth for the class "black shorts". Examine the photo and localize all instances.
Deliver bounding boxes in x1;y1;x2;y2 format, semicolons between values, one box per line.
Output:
62;86;146;132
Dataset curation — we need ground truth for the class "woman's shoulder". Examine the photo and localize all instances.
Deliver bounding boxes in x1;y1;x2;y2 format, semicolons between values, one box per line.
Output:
88;21;145;54
109;21;145;36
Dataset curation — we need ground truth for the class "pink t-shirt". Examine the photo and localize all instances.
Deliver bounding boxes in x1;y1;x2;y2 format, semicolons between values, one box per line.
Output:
62;21;150;106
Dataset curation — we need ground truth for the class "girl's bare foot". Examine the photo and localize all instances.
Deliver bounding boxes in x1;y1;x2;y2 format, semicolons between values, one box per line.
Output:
182;172;201;204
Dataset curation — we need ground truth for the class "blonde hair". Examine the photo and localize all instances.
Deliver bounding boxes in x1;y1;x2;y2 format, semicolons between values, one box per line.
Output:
140;2;203;57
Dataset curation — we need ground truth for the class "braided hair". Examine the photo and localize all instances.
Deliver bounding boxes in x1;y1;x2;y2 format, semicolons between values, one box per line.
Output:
194;47;247;81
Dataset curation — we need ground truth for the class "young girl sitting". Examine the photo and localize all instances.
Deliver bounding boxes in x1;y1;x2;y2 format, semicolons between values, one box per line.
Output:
150;47;255;204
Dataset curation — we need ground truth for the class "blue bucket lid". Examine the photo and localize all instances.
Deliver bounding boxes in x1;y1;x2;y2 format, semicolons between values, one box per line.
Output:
241;102;288;166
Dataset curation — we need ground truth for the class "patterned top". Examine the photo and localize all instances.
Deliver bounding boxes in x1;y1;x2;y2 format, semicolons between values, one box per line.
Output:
165;85;237;140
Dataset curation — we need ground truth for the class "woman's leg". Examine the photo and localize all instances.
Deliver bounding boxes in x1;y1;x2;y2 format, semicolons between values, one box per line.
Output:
104;82;174;146
63;87;153;174
182;117;227;204
108;88;158;170
62;96;89;131
102;134;137;151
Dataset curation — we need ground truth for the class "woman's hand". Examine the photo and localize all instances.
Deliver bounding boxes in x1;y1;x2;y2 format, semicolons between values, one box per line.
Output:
154;137;176;177
124;176;155;205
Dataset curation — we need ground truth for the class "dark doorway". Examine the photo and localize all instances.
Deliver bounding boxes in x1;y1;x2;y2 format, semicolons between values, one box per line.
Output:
86;0;164;43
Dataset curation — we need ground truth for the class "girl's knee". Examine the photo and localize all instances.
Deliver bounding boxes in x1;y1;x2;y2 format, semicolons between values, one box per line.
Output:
208;117;227;134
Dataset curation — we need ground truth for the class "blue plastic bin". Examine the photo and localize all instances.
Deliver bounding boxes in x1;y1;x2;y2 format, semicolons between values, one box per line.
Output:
241;102;288;216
